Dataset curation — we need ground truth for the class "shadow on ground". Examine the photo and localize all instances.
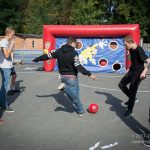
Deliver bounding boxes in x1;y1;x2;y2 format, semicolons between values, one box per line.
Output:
36;91;76;113
95;91;150;141
7;80;25;105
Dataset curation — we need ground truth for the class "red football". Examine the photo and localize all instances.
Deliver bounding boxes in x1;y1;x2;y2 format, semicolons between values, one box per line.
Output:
88;104;99;113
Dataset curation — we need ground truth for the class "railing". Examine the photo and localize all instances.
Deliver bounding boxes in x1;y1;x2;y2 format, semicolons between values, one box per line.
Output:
143;43;150;57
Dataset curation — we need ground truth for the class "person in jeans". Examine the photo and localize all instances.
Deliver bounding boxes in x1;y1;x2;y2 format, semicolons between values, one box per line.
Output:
0;27;15;113
32;37;96;116
118;35;149;118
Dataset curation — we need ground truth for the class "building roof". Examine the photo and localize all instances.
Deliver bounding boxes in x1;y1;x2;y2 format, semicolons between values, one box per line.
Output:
15;33;42;39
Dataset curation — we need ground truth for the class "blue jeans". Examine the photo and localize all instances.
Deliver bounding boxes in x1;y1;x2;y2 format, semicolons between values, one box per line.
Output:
0;68;11;108
61;77;84;114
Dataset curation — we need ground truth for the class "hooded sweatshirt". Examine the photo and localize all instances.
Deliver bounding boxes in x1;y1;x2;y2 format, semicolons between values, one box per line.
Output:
36;44;91;77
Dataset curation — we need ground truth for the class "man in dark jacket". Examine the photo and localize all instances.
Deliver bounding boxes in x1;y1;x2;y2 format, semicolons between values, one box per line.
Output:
33;37;96;116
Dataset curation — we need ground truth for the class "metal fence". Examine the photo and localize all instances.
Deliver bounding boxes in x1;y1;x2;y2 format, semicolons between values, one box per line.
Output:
143;43;150;57
14;50;43;64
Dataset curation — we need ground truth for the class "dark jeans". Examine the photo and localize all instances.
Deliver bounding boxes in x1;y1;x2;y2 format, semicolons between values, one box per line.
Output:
118;73;141;112
61;77;84;114
0;68;11;108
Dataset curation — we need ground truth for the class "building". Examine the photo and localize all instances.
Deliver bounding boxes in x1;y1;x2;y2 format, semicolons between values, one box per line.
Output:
0;34;43;64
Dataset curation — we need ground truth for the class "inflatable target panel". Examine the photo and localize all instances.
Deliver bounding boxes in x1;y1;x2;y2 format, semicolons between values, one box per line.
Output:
43;24;140;72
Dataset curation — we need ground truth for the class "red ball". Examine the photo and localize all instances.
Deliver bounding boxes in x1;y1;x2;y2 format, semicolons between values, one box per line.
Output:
88;104;99;113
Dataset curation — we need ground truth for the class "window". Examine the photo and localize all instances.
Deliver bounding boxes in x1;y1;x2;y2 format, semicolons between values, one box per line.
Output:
32;40;35;48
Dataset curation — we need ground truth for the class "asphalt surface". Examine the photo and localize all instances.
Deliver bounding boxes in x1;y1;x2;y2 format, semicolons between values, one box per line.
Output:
0;64;150;150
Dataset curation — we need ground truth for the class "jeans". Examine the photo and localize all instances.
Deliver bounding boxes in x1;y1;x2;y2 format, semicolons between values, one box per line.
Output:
0;68;11;108
118;73;141;112
61;77;84;114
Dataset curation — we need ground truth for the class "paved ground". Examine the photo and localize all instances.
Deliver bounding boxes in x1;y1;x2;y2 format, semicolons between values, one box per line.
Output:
0;64;150;150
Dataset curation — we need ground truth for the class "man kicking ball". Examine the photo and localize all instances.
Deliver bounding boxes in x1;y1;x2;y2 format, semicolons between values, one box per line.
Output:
32;37;96;116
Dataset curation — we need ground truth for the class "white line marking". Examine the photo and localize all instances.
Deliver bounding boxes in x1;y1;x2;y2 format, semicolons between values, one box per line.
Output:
17;71;150;93
79;84;150;93
93;74;150;78
17;71;150;78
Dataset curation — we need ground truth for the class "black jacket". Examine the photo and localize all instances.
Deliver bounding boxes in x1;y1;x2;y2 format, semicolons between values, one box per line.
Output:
35;44;91;76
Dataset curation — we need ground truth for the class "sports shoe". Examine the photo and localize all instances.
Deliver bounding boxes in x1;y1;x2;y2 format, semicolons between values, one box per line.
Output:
143;139;150;147
123;110;133;118
12;89;20;93
135;99;139;103
124;98;138;105
57;83;65;90
6;90;14;96
77;110;85;117
124;101;129;105
3;107;15;113
0;118;4;125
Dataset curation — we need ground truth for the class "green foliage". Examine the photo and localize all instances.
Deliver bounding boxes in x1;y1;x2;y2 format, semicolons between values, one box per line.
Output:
107;0;150;37
0;0;26;34
0;0;150;38
70;0;105;24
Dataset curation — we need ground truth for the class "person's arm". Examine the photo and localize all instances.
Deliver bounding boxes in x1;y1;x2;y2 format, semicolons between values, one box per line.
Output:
11;52;14;63
32;49;58;62
140;58;150;80
1;39;15;58
32;54;50;62
73;54;96;80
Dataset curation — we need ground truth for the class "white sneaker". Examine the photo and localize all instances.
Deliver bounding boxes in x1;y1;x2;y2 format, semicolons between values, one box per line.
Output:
57;83;65;90
135;99;139;103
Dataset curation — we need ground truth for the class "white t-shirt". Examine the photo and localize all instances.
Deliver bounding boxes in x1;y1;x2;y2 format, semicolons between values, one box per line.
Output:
0;39;13;68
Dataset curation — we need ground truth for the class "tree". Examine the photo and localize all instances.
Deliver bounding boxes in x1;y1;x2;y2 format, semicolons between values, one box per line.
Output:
106;0;150;37
70;0;105;24
0;0;26;34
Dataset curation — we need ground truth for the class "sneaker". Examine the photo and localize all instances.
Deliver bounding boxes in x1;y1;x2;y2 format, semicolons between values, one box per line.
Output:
123;110;133;118
57;83;65;90
4;107;15;113
124;98;138;105
6;90;14;96
124;101;129;106
143;139;150;147
77;110;85;117
0;118;4;125
12;89;20;93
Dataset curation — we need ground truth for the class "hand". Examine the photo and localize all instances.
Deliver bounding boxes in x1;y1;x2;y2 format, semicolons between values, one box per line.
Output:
126;69;129;74
90;74;96;80
140;72;146;80
10;38;15;46
32;57;39;62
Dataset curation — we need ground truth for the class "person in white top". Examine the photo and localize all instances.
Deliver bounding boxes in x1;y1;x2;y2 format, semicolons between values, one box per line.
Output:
0;27;15;113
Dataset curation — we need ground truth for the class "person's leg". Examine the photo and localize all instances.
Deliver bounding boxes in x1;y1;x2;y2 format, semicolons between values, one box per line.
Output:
124;76;141;117
61;77;84;114
149;106;150;123
1;68;14;112
3;68;11;93
0;68;7;109
10;67;20;93
118;73;138;105
118;73;131;97
128;76;141;111
11;74;16;90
